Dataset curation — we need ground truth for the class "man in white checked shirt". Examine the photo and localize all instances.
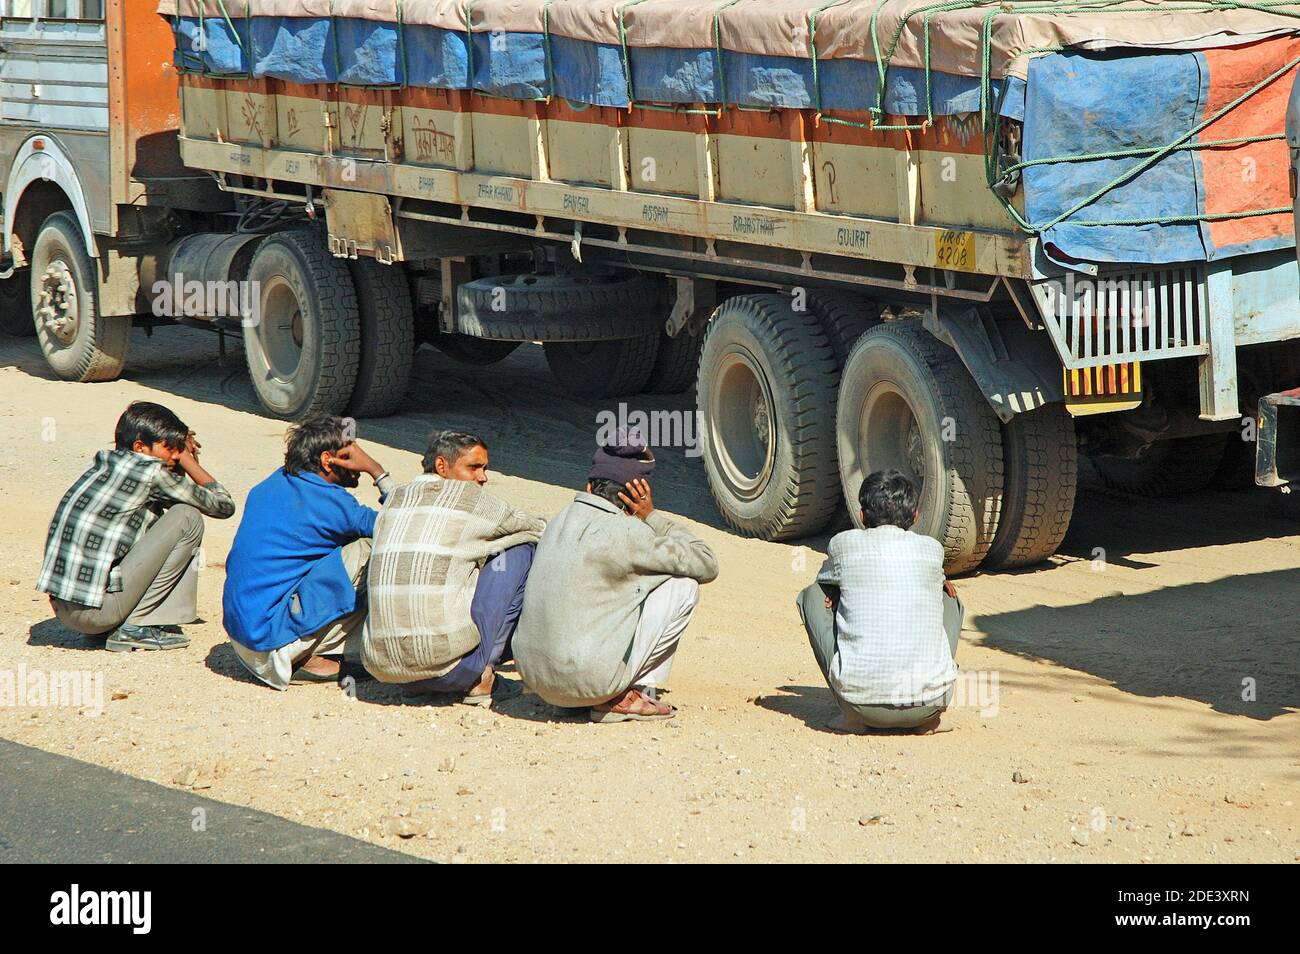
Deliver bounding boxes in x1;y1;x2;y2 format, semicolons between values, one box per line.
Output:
796;469;962;734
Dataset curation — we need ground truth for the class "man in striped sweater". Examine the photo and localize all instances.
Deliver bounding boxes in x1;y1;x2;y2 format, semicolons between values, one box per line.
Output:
362;431;545;706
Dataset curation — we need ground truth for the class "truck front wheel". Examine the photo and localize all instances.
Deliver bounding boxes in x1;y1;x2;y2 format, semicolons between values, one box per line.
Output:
836;320;1004;573
697;294;840;540
244;230;360;419
31;212;130;382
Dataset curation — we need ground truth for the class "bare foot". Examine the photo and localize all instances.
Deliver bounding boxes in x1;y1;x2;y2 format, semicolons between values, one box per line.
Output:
592;688;671;718
464;665;495;699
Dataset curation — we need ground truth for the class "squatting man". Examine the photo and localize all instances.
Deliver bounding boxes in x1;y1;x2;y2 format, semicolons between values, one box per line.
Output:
39;404;964;732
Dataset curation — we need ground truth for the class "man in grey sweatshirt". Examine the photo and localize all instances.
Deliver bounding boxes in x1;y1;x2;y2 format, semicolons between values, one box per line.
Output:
513;432;718;722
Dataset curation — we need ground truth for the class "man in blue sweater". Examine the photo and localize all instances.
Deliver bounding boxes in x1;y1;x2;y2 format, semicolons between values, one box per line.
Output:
223;416;394;689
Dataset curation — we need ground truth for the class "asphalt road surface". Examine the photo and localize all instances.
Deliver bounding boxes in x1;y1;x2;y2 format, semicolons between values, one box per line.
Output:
0;738;425;863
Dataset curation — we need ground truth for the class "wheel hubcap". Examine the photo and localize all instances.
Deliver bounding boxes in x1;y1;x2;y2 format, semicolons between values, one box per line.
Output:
710;349;776;499
859;382;927;499
36;260;78;343
260;277;304;379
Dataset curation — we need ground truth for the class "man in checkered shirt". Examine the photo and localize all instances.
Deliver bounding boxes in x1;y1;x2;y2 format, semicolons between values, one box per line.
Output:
37;402;236;652
796;468;963;734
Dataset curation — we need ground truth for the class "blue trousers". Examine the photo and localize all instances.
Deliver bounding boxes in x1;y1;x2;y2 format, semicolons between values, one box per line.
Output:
418;543;535;694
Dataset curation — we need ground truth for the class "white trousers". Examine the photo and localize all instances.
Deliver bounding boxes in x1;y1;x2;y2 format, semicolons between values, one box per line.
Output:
625;576;701;692
231;538;371;691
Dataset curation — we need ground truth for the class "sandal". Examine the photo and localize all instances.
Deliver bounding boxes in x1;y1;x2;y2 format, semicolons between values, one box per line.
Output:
291;659;341;684
590;690;676;724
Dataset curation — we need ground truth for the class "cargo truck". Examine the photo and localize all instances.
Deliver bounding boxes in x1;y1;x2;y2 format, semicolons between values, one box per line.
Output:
3;0;1300;573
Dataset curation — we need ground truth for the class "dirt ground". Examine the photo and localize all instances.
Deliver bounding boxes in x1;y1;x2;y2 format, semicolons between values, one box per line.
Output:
1;326;1297;863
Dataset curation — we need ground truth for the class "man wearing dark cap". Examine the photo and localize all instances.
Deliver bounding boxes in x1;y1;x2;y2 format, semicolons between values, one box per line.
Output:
513;430;719;722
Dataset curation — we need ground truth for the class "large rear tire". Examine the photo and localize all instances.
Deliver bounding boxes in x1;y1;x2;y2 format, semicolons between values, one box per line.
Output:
809;290;879;365
983;404;1077;569
697;294;840;540
836;320;1004;574
809;290;881;532
0;269;33;337
1093;433;1229;497
245;229;360;419
30;211;130;381
544;334;660;398
346;257;413;418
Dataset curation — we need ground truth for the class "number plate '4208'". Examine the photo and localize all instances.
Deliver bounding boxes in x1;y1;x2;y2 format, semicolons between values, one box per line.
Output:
934;230;975;272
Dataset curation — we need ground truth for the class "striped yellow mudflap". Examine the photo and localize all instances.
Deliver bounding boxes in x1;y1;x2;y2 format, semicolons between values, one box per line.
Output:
1064;362;1143;416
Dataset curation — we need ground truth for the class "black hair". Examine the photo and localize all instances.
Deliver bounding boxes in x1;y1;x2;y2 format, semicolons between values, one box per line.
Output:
115;402;188;452
588;476;628;508
284;415;351;477
858;468;920;530
422;430;486;473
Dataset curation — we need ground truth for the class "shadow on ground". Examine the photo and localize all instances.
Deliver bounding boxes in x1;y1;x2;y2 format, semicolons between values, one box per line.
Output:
0;326;735;530
26;618;103;652
9;329;1300;723
976;568;1300;719
755;683;840;734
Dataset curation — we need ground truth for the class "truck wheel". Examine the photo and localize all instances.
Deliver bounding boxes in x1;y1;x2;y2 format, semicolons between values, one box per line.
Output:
544;334;659;398
837;320;1003;573
245;230;360;419
698;294;840;540
455;272;665;341
809;291;881;532
644;329;702;394
433;334;520;366
0;270;33;336
346;258;413;418
983;404;1077;570
30;211;130;381
1093;433;1229;496
809;290;879;365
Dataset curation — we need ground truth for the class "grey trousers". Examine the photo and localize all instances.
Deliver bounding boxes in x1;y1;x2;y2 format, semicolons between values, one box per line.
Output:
797;582;963;729
53;504;205;636
230;538;372;691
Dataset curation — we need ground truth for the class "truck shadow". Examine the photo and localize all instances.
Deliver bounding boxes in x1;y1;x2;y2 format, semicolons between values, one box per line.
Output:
3;326;1298;557
1051;463;1300;570
974;568;1300;719
0;325;739;532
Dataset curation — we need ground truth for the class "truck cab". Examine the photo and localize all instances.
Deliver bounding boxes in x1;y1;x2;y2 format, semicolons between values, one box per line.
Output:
0;0;223;363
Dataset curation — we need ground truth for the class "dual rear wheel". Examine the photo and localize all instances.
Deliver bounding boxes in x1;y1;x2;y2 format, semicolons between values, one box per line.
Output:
243;229;413;419
696;293;1078;571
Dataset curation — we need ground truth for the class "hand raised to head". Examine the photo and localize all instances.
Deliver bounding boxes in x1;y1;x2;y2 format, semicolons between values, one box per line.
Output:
617;477;654;520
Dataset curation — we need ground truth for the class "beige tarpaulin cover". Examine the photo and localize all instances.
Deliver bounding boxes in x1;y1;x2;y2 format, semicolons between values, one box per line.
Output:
159;0;1300;78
